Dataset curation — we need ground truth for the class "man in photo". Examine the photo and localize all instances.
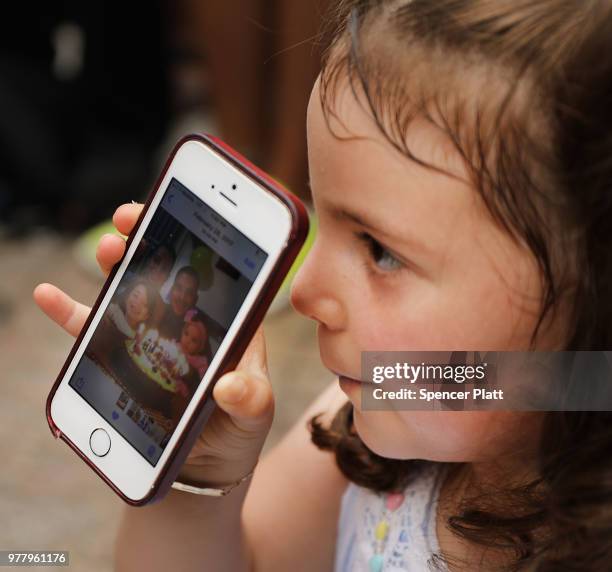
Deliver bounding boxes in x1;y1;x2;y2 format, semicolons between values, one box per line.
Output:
156;266;199;340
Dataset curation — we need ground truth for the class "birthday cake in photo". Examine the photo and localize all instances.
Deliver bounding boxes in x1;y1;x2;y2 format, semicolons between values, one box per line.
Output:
125;328;189;393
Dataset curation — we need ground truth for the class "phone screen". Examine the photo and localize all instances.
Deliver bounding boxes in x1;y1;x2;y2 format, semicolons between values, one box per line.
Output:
67;178;268;466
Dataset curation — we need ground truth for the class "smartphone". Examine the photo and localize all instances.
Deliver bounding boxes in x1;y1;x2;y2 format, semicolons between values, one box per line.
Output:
46;134;309;505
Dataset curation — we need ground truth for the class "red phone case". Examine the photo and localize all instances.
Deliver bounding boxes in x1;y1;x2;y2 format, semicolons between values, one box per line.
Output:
45;134;310;506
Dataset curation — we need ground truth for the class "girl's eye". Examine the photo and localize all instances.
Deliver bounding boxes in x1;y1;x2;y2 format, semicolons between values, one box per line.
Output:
356;232;404;273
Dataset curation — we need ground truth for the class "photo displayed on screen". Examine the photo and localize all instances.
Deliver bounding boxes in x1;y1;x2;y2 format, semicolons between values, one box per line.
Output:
68;178;268;465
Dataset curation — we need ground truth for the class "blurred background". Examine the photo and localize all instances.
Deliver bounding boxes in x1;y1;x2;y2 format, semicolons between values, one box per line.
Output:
0;1;333;569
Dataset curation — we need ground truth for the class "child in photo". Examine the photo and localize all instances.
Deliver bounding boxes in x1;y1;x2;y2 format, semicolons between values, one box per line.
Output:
180;309;210;378
107;279;158;339
86;280;157;381
173;309;210;398
35;1;612;569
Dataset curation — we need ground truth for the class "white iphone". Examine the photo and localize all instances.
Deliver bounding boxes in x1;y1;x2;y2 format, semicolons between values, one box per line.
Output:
46;134;309;505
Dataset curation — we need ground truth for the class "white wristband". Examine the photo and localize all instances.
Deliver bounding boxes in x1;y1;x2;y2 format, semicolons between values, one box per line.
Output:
171;465;256;497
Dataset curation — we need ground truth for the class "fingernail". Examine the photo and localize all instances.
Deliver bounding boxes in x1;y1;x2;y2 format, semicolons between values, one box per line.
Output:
219;374;247;404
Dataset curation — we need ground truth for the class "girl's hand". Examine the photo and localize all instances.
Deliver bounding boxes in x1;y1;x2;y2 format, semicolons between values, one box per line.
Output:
33;203;274;487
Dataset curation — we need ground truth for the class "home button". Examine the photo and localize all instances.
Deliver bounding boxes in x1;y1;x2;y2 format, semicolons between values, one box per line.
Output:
89;428;111;457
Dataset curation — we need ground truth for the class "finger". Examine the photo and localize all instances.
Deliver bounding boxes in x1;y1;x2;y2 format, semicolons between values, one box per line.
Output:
112;203;143;236
236;326;269;377
33;283;91;338
213;370;274;432
96;233;126;276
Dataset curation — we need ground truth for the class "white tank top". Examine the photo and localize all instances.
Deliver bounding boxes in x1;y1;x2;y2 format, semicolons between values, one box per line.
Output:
334;463;447;572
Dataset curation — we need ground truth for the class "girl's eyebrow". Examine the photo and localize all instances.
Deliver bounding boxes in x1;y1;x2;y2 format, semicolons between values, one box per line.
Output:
326;201;434;257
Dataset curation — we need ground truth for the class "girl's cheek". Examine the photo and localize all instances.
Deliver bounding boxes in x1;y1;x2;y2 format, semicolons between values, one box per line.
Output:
137;304;148;321
350;296;429;351
396;411;518;461
346;274;444;350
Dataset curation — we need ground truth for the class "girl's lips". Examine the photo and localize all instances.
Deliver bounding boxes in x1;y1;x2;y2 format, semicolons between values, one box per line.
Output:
338;375;364;392
338;374;362;383
328;367;368;392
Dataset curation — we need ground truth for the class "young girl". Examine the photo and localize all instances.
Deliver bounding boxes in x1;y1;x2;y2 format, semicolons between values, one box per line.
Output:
180;309;210;377
34;1;612;570
88;279;158;368
108;279;157;338
174;309;210;398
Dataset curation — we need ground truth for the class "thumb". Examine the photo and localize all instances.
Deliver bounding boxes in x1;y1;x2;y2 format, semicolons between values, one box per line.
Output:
212;368;274;434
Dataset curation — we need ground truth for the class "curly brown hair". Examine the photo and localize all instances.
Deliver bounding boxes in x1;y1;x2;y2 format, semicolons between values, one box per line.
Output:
309;1;612;570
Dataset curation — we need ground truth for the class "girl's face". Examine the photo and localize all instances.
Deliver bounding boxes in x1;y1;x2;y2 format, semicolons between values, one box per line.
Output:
126;284;150;326
290;77;560;464
181;322;206;355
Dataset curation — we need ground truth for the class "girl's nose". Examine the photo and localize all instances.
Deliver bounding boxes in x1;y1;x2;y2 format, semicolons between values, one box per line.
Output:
290;239;347;332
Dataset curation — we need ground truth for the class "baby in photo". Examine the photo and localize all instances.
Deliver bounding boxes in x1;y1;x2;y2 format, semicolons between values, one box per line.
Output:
174;309;210;397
